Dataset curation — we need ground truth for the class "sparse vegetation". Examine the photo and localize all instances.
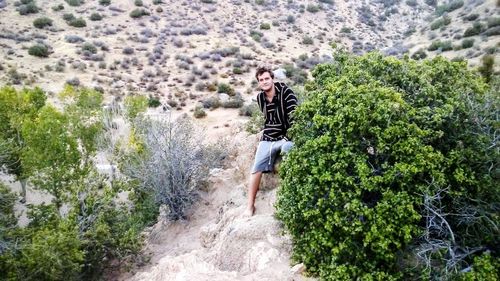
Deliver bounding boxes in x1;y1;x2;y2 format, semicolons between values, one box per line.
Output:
99;0;111;5
461;38;474;49
65;0;83;6
463;22;485;37
89;13;103;21
435;0;464;16
130;8;150;18
302;36;314;45
28;44;49;57
430;15;451;30
193;106;207;118
68;18;86;28
217;83;235;96
33;17;53;29
260;23;271;30
17;1;39;15
428;40;452;51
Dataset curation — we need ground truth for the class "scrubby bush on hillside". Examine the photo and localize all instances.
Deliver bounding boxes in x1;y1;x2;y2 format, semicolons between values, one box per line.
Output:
28;44;49;57
130;8;150;18
463;22;485;37
89;13;103;21
33;17;53;29
435;0;463;16
430;15;451;30
276;51;499;280
65;0;83;6
17;1;39;15
99;0;110;5
428;40;452;51
68;18;86;28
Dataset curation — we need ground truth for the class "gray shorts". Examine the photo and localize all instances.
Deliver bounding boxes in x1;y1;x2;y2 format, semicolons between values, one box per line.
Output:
251;139;294;174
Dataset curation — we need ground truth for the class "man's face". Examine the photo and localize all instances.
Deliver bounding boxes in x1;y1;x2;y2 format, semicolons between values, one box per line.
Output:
257;72;273;92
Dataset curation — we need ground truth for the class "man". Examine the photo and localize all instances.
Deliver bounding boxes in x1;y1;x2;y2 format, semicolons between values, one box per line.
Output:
245;66;298;216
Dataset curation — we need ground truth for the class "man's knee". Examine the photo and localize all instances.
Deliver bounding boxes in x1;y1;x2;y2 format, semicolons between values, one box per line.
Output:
281;141;294;154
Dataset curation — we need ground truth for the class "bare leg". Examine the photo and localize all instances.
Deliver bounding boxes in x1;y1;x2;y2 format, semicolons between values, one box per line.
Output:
245;171;262;216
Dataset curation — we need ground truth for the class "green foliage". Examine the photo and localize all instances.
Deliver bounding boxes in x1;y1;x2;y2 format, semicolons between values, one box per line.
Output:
458;252;500;280
435;0;463;16
33;17;53;29
487;17;500;28
302;36;314;45
478;55;495;84
427;40;452;51
217;83;235;95
283;63;308;85
411;48;427;60
99;0;111;5
52;3;64;11
276;51;498;279
463;22;485;37
148;95;161;108
17;2;39;15
430;15;451;30
124;95;148;121
65;0;83;6
461;38;474;49
250;29;263;42
28;44;49;57
81;42;97;54
260;22;271;30
89;12;103;21
306;4;320;13
193;106;207;118
134;0;143;6
68;18;86;27
130;8;150;18
63;13;76;21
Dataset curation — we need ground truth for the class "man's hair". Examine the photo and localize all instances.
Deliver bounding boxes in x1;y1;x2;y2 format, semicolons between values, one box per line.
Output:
255;66;274;81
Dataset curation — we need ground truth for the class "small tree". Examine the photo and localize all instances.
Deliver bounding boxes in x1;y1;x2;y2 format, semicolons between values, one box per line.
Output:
120;117;225;220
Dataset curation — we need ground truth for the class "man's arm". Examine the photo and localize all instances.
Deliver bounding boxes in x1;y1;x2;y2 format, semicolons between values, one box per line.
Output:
283;87;298;125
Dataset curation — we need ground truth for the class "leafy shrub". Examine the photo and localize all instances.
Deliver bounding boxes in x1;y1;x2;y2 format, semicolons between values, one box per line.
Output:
193;106;207;118
487;17;500;28
483;26;500;36
217;83;235;95
202;96;221;109
33;17;53;29
286;15;295;24
427;40;452;51
276;51;499;280
65;0;83;6
68;18;86;28
464;13;479;21
28;44;49;57
17;2;39;15
478;54;495;84
306;4;320;13
461;38;474;49
435;0;463;16
222;93;244;108
135;0;143;6
148;95;161;107
430;15;451;30
411;48;427;60
260;22;271;30
99;0;111;5
302;36;314;45
130;8;150;18
63;13;76;21
89;13;103;21
81;42;97;54
250;30;263;42
463;22;485;37
52;4;64;11
124;95;148;121
283;63;308;84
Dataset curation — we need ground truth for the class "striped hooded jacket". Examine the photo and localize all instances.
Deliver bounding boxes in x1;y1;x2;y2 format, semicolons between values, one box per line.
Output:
256;82;298;141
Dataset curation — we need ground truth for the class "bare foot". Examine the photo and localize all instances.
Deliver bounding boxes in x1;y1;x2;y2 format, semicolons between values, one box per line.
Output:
243;205;255;217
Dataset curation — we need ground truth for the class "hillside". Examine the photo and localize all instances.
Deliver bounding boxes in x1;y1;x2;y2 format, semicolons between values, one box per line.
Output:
0;0;498;280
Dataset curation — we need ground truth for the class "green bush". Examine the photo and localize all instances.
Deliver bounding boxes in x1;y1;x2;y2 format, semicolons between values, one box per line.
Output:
89;12;103;21
193;106;207;118
17;2;39;15
81;43;97;54
260;22;271;30
306;4;320;13
63;13;76;22
428;40;452;51
435;0;463;16
33;17;53;28
130;8;150;18
68;18;86;27
217;83;235;95
99;0;111;5
52;3;64;11
65;0;83;6
28;44;49;57
134;0;143;6
148;95;161;107
461;38;474;49
302;36;314;45
411;48;427;60
430;15;451;30
463;22;485;37
276;51;498;280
